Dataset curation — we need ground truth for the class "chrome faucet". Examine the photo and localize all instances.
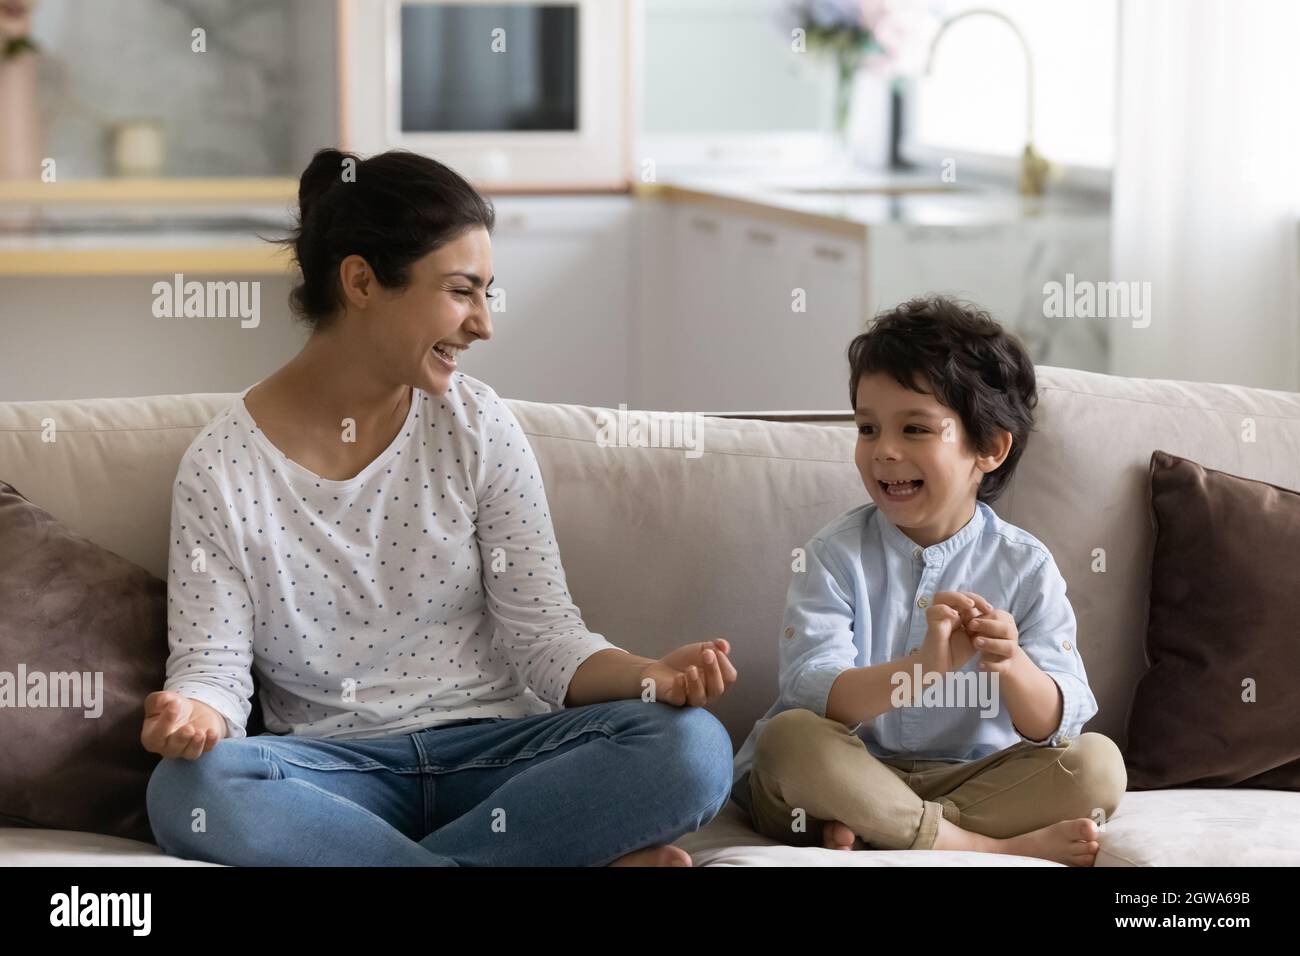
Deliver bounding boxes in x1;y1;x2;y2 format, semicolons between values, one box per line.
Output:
924;7;1050;196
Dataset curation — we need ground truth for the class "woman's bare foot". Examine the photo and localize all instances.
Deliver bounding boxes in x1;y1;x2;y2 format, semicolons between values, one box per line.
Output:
933;816;1101;866
609;844;692;867
822;820;857;851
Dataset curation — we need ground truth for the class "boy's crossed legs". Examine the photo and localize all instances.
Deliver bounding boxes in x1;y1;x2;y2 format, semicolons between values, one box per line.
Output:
740;708;1126;866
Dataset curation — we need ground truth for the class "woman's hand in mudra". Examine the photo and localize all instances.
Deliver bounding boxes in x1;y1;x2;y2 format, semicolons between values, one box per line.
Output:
640;639;738;707
141;691;228;759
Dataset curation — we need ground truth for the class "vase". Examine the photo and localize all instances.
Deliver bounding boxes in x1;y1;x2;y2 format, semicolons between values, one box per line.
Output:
832;53;856;160
888;83;905;169
0;49;43;180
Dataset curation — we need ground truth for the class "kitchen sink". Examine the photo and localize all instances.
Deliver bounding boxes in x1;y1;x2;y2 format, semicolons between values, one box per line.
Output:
766;182;976;196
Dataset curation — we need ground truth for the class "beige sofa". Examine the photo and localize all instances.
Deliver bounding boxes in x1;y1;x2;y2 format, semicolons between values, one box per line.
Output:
2;365;1299;866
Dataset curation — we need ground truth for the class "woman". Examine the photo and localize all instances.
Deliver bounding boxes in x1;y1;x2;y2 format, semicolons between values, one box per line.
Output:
142;148;738;867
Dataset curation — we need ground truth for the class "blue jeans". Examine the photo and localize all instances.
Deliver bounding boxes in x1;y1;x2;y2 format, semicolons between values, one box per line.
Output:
146;699;733;866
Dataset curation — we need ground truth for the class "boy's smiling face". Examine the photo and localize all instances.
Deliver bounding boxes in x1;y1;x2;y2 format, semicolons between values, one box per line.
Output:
854;372;1012;548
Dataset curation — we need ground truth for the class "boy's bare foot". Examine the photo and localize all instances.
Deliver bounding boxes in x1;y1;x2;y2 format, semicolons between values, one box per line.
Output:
609;844;692;867
934;816;1101;866
1001;819;1102;866
822;820;857;851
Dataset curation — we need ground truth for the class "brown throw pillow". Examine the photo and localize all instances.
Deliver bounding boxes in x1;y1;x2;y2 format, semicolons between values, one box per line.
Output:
1124;451;1300;790
0;479;167;842
0;480;265;843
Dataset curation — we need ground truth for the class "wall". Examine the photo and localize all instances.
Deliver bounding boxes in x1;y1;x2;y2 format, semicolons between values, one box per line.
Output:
27;0;336;178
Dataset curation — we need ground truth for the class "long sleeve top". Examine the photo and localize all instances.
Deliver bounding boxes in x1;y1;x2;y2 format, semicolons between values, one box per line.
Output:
733;500;1097;782
163;373;618;740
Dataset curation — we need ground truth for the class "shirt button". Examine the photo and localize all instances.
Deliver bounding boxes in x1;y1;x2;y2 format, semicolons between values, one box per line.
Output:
784;626;795;639
912;547;923;560
1062;640;1072;651
917;596;928;609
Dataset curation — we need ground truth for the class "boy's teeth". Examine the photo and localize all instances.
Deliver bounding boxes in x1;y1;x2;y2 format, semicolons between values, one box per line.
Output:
882;479;921;497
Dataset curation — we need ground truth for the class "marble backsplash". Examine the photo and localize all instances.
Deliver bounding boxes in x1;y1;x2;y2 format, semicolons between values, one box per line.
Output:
27;0;336;178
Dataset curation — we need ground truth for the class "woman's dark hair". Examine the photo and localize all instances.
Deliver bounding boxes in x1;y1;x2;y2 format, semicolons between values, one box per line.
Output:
274;148;496;331
846;295;1038;504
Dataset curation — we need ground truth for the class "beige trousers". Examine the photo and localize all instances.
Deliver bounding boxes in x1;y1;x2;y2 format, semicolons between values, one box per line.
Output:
739;708;1127;850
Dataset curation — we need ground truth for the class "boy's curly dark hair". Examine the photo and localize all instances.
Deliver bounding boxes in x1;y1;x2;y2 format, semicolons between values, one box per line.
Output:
847;295;1038;503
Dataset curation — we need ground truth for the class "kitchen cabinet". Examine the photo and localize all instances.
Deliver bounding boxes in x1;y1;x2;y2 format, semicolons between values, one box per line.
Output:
460;195;635;407
637;201;866;412
635;188;1110;413
867;221;1111;374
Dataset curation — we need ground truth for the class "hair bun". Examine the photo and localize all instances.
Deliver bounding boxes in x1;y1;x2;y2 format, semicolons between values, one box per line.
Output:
298;148;354;224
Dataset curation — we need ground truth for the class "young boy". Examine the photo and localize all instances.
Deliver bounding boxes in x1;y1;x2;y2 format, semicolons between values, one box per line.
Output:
731;295;1126;866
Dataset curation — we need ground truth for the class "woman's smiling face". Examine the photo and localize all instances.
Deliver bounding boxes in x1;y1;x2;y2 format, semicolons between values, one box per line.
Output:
853;371;1010;547
348;226;495;396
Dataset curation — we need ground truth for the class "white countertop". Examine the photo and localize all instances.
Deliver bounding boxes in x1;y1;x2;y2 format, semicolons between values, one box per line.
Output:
653;169;1110;228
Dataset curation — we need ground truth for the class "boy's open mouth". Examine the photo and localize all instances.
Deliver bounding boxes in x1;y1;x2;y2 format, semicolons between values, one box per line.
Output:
879;478;924;499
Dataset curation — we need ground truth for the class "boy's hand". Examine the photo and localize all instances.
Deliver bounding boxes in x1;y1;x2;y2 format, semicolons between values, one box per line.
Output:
920;604;978;674
932;590;994;628
640;639;738;707
965;609;1023;673
917;590;992;673
141;691;228;760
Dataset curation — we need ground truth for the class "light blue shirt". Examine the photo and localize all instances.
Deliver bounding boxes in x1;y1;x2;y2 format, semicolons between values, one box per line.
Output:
733;499;1097;783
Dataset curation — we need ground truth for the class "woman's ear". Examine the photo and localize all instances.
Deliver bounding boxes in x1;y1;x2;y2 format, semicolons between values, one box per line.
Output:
338;254;374;310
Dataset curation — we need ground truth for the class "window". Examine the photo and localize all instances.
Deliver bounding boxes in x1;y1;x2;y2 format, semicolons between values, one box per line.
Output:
902;0;1117;175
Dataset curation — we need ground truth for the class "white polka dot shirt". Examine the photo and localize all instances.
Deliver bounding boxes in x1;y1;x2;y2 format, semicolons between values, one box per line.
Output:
163;372;618;740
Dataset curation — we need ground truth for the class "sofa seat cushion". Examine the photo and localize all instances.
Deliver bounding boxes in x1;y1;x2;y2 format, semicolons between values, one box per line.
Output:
677;789;1300;866
7;788;1298;867
675;802;1061;866
0;826;220;866
1092;788;1300;866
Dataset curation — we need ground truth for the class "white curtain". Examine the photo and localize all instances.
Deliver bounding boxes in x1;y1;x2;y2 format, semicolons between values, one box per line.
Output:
1110;0;1300;390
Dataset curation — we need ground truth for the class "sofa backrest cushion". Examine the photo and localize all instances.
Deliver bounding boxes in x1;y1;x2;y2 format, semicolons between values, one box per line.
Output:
3;367;1298;751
